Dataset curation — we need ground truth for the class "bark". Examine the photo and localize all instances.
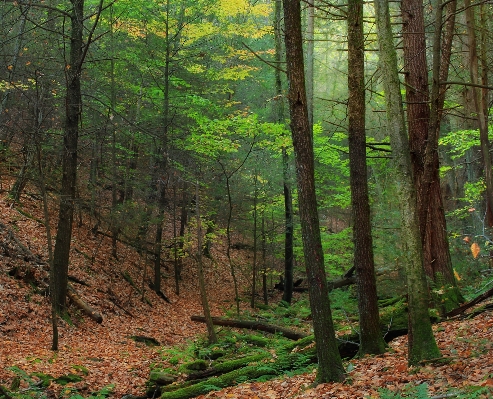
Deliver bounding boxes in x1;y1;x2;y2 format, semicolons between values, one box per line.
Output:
374;0;441;365
402;0;462;313
35;130;57;350
274;0;295;305
191;316;308;340
52;0;84;313
347;0;386;355
282;0;344;383
305;0;315;127
251;172;258;309
465;0;493;226
194;183;217;344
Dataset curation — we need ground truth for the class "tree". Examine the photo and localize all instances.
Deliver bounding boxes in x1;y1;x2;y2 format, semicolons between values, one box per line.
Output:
347;0;386;355
402;0;462;313
194;181;217;344
464;0;493;233
374;0;441;365
282;0;345;383
52;0;103;313
273;0;295;305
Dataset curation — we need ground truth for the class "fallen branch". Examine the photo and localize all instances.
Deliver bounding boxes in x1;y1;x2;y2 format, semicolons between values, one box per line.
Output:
191;316;307;340
445;286;493;318
67;285;103;323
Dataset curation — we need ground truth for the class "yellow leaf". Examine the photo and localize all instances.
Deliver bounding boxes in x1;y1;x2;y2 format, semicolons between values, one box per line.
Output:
471;242;480;259
454;269;461;281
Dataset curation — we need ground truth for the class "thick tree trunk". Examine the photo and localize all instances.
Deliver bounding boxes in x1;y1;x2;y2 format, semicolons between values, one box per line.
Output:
282;0;344;383
402;0;462;313
347;0;386;355
374;0;441;366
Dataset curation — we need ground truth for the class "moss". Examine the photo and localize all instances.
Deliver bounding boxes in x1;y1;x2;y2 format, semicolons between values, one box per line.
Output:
238;334;270;347
280;334;315;353
379;297;408;331
160;365;277;399
181;360;207;372
185;353;270;381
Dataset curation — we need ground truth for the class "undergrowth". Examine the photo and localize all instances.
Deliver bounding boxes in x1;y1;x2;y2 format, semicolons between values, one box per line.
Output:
377;383;493;399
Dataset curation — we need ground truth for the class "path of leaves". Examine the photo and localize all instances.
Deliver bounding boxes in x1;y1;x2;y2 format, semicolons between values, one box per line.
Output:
1;190;493;399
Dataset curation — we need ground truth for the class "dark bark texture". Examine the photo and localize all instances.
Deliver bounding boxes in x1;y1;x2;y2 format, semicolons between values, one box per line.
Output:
52;0;84;312
347;0;386;355
402;0;462;313
282;0;344;383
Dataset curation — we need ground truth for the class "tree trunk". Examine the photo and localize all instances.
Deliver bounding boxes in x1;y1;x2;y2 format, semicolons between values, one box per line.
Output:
195;182;217;344
251;171;258;309
274;0;295;305
374;0;441;366
52;0;85;313
402;0;462;313
282;0;344;383
347;0;386;355
465;0;493;228
305;0;315;128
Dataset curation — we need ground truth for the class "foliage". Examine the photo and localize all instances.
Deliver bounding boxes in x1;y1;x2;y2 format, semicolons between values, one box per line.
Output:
4;367;114;399
378;383;493;399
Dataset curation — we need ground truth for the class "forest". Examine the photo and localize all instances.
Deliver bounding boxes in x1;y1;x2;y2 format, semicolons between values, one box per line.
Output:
1;0;493;397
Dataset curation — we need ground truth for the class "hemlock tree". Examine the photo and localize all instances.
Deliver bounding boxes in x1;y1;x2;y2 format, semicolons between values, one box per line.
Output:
282;0;345;383
374;0;441;365
401;0;463;313
347;0;386;355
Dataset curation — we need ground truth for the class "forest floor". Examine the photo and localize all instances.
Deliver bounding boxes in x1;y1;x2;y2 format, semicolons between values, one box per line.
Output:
1;187;493;399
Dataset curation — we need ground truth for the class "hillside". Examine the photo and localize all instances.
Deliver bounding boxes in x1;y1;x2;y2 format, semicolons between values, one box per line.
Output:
0;185;248;397
1;186;493;399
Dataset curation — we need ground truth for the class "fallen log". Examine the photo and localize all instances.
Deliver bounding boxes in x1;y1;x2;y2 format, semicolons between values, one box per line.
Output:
190;316;307;340
445;286;493;318
185;353;269;381
67;285;103;323
274;267;385;293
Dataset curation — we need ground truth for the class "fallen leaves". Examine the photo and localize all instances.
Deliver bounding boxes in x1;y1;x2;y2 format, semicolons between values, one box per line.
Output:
1;188;493;399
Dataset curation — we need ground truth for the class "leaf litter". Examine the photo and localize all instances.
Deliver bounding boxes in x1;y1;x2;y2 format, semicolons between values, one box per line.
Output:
0;190;492;398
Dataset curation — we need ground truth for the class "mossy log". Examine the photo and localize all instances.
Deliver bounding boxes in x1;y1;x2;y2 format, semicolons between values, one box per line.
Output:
160;365;277;399
186;353;270;381
149;371;176;386
190;316;307;340
154;299;414;399
445;286;493;318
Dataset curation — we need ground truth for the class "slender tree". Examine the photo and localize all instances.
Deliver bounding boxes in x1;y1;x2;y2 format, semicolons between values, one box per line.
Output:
282;0;344;383
52;0;85;312
347;0;386;355
464;0;493;229
273;0;295;305
374;0;441;365
195;181;217;344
